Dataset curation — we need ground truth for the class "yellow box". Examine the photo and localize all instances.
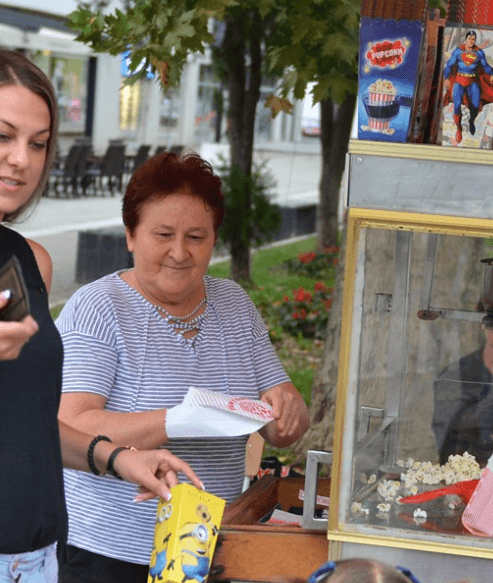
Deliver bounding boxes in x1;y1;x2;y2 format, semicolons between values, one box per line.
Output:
148;484;226;583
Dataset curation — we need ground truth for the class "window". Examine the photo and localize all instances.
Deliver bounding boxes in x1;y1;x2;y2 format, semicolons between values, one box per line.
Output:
33;51;88;133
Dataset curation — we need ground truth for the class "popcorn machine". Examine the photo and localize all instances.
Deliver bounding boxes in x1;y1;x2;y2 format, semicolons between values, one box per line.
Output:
327;141;493;581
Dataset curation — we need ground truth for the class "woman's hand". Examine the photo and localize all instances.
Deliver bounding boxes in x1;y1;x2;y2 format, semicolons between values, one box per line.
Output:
259;382;309;448
0;291;38;360
113;448;204;503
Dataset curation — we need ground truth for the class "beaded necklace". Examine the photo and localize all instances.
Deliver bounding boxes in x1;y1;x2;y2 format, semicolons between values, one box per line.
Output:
154;296;207;335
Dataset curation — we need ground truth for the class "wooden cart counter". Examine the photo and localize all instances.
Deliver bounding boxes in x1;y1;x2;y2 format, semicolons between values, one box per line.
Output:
212;475;330;582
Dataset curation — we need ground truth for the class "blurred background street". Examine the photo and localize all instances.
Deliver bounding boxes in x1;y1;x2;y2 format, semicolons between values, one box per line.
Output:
9;148;322;306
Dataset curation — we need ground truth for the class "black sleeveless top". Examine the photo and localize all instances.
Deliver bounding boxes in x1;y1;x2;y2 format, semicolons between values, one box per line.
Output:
0;225;67;553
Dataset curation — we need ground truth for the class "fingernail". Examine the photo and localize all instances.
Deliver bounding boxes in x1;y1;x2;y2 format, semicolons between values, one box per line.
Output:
165;492;172;501
200;481;205;490
0;289;11;301
133;494;145;503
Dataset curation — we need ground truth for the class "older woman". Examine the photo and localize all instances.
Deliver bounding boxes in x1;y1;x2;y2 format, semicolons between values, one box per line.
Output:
57;151;310;582
0;50;201;583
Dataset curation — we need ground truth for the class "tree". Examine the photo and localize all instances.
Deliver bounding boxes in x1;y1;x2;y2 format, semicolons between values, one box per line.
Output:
266;0;360;249
211;6;273;281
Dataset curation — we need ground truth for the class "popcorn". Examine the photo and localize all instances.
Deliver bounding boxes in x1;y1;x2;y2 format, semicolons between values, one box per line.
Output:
351;502;362;513
377;480;401;501
351;454;481;520
351;502;369;515
399;453;480;491
368;78;397;96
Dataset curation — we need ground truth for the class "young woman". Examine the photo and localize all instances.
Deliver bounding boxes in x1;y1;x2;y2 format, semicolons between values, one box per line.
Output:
0;49;202;583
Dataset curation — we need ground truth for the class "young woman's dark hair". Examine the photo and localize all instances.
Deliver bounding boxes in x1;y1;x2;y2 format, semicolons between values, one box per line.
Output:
123;151;225;237
0;49;58;221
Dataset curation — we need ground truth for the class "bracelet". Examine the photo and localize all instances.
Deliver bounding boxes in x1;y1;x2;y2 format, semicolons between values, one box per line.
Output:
87;435;112;476
107;446;133;480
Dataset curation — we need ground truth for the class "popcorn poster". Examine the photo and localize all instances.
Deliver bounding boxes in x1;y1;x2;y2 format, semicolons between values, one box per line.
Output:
358;18;424;142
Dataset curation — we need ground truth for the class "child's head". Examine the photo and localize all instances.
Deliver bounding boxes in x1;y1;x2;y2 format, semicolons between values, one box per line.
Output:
308;559;419;583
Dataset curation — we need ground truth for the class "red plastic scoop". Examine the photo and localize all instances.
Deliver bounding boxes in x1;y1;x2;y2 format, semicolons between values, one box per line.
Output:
399;479;479;505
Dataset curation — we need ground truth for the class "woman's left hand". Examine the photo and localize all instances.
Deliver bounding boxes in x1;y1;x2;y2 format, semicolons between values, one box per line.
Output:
112;448;204;502
259;382;309;448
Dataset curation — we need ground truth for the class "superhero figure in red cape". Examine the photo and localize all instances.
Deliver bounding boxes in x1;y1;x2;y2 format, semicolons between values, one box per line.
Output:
443;29;493;143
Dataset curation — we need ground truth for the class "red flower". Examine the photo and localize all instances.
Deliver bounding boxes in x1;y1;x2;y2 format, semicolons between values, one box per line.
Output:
324;246;339;254
333;258;340;266
294;287;305;302
293;287;312;303
299;251;316;264
293;312;301;319
283;295;290;302
300;308;307;319
314;281;328;292
323;299;333;311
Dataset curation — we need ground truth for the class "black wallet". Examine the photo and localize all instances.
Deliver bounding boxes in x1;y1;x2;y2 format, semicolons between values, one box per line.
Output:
0;255;30;322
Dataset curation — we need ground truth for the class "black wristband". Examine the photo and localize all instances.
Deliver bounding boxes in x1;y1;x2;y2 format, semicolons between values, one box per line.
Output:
106;446;131;480
87;435;112;476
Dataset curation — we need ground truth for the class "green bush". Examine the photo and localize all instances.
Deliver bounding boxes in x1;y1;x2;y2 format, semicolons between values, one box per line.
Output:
216;157;282;249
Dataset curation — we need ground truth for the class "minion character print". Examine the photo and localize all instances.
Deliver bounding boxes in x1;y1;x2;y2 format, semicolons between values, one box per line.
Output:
149;503;173;583
148;484;226;583
168;505;219;583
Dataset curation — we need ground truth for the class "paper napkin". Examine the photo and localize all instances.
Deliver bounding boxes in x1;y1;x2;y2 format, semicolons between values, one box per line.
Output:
165;386;274;439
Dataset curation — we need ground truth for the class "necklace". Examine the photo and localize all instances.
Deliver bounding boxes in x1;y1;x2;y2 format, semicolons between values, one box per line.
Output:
155;297;207;335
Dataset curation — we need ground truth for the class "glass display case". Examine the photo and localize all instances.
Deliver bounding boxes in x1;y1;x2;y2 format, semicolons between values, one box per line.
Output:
328;143;493;574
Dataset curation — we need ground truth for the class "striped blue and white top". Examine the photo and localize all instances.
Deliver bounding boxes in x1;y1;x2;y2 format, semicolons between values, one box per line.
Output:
56;272;290;564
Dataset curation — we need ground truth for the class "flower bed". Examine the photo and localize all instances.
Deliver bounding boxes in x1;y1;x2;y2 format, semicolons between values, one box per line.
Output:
283;246;339;279
276;281;333;339
274;247;339;339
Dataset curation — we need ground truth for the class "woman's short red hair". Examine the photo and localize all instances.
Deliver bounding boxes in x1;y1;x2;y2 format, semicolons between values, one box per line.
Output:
123;151;225;235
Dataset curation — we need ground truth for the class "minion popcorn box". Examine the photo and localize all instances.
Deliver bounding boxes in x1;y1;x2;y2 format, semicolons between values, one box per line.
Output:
148;484;226;583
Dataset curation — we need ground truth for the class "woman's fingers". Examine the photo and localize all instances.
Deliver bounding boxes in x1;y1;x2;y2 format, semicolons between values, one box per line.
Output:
261;385;308;439
113;449;203;502
0;315;39;359
158;451;204;490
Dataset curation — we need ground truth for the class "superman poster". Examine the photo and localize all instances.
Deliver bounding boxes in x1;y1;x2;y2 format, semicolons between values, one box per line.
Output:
441;26;493;148
358;18;424;143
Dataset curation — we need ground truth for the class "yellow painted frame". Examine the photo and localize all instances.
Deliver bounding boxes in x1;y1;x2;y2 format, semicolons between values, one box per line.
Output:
328;208;493;559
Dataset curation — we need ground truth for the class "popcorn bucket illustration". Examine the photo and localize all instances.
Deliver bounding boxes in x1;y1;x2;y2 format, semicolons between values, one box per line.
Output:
363;92;413;132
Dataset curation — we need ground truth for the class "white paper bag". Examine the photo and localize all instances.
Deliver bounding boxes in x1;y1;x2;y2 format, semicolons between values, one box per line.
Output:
166;386;274;439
